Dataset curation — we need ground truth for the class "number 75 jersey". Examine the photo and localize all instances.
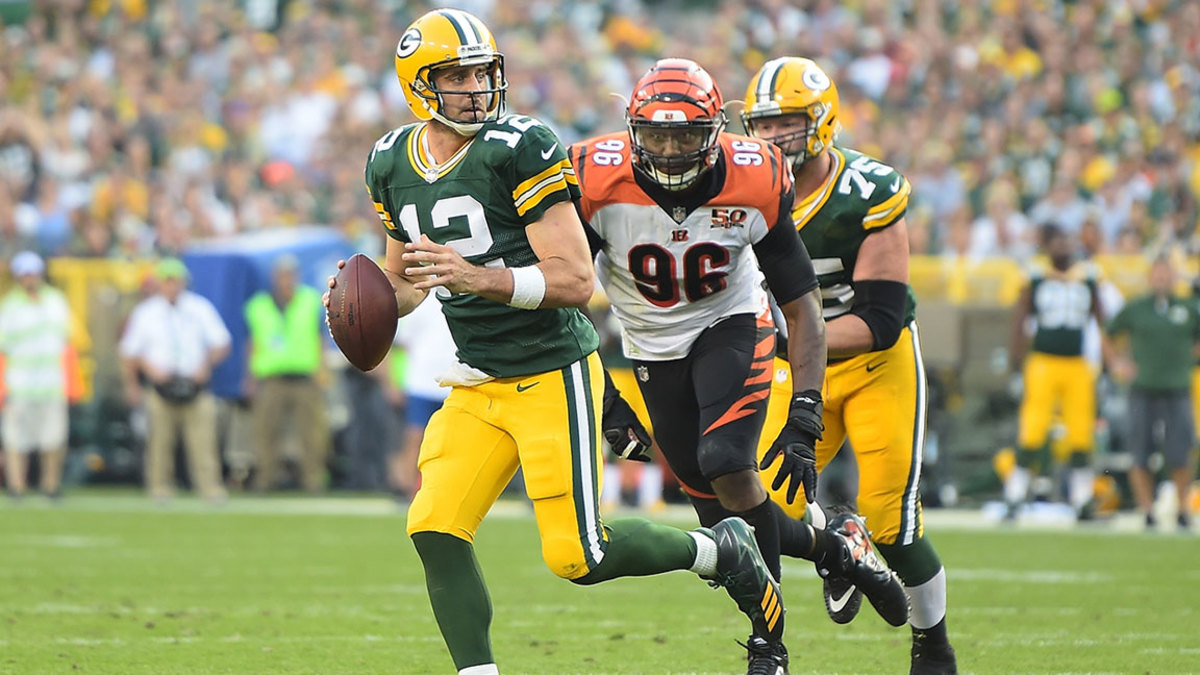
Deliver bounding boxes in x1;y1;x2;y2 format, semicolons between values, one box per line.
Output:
570;131;795;361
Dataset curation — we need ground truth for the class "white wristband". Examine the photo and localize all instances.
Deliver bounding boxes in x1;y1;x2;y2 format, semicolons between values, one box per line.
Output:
508;265;546;310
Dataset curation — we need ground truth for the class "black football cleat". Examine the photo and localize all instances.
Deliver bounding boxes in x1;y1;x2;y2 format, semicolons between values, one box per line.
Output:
822;567;863;624
697;517;786;643
819;511;910;627
821;506;863;624
910;629;957;675
740;634;789;675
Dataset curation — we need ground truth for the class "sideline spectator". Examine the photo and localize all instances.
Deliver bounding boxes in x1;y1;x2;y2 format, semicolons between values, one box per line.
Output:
244;254;329;492
119;258;231;503
1107;257;1200;531
0;252;71;500
0;2;1192;260
388;293;456;501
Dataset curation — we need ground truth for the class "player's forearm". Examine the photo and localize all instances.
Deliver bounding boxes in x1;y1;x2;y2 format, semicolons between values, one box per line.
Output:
825;313;876;359
384;269;427;318
466;259;592;309
529;258;594;308
783;290;827;393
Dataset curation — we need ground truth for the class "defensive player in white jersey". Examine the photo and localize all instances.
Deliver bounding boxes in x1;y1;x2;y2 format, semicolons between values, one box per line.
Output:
571;58;908;674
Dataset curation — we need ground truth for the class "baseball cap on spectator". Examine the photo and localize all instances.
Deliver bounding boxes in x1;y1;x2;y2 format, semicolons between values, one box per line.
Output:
155;258;189;281
11;251;45;277
273;253;300;273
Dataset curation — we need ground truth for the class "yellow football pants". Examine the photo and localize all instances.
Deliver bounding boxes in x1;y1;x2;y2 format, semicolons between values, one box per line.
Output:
759;324;927;546
608;367;654;435
1018;352;1095;457
406;352;609;580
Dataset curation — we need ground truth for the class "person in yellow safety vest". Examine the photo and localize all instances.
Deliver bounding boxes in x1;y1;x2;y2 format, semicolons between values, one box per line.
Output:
244;254;329;492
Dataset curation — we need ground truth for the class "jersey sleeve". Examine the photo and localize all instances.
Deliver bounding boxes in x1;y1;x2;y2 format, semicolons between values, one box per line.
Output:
855;156;911;232
568;141;594;227
508;121;580;226
765;146;795;236
365;131;407;243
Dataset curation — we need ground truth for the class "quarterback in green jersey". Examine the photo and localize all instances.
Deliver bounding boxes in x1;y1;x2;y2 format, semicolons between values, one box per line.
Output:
324;9;787;674
744;57;957;674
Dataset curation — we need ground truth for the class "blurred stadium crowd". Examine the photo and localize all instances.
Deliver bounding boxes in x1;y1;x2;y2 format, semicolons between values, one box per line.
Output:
1;0;1199;504
2;0;1197;262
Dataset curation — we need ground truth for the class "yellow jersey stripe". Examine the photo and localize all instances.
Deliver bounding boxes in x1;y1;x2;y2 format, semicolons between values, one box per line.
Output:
863;182;911;230
406;125;473;180
515;177;569;217
792;148;843;231
405;126;423;175
512;159;572;202
866;179;909;218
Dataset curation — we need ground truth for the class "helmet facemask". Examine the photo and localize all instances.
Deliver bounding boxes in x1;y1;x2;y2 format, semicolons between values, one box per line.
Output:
627;111;726;190
413;52;507;136
742;105;827;168
741;57;841;169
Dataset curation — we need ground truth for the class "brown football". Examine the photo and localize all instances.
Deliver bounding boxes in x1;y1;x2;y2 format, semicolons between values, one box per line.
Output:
327;253;399;371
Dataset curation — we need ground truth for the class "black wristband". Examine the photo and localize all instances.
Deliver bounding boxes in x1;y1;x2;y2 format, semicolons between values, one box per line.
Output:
788;389;825;440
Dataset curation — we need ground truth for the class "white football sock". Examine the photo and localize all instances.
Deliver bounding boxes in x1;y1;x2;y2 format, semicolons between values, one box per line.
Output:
688;530;719;576
1004;466;1031;505
906;567;947;630
459;664;499;675
1069;467;1094;510
807;500;827;529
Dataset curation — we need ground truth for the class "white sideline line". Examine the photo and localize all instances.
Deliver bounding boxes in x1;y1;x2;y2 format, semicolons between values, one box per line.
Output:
1;494;1193;537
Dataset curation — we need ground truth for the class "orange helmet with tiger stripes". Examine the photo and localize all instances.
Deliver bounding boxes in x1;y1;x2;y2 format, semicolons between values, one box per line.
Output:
625;58;727;190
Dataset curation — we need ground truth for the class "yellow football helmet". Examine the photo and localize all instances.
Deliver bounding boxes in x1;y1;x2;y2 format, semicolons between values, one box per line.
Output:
742;57;841;165
394;9;507;135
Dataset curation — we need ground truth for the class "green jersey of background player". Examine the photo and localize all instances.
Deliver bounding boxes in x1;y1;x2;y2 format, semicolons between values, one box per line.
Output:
323;9;789;675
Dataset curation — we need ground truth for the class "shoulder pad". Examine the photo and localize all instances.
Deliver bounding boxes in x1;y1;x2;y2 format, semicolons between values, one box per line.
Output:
570;131;646;219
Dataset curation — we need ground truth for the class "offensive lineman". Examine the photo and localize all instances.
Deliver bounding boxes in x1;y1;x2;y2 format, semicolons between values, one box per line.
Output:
745;57;958;674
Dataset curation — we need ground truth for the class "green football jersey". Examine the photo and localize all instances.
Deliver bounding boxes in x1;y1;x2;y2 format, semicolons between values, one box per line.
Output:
793;146;917;326
364;115;598;378
1028;262;1097;357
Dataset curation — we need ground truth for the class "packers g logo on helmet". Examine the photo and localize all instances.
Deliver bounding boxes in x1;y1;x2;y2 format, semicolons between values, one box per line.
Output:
394;9;507;136
742;57;841;165
396;28;422;58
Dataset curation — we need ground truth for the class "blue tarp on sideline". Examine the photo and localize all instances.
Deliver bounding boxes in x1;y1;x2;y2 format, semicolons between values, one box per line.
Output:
182;227;356;399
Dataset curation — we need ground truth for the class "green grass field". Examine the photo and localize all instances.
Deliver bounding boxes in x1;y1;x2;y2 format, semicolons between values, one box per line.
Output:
2;492;1198;674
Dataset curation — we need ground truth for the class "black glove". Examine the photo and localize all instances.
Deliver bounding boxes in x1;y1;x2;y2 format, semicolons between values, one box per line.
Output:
760;389;824;503
601;370;653;462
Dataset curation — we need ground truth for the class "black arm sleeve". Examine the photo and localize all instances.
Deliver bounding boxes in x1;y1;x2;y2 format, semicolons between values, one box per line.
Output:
576;203;605;259
849;279;908;351
753;222;819;306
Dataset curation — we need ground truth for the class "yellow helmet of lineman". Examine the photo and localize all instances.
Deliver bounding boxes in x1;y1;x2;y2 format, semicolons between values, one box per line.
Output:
742;57;841;165
393;9;507;135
